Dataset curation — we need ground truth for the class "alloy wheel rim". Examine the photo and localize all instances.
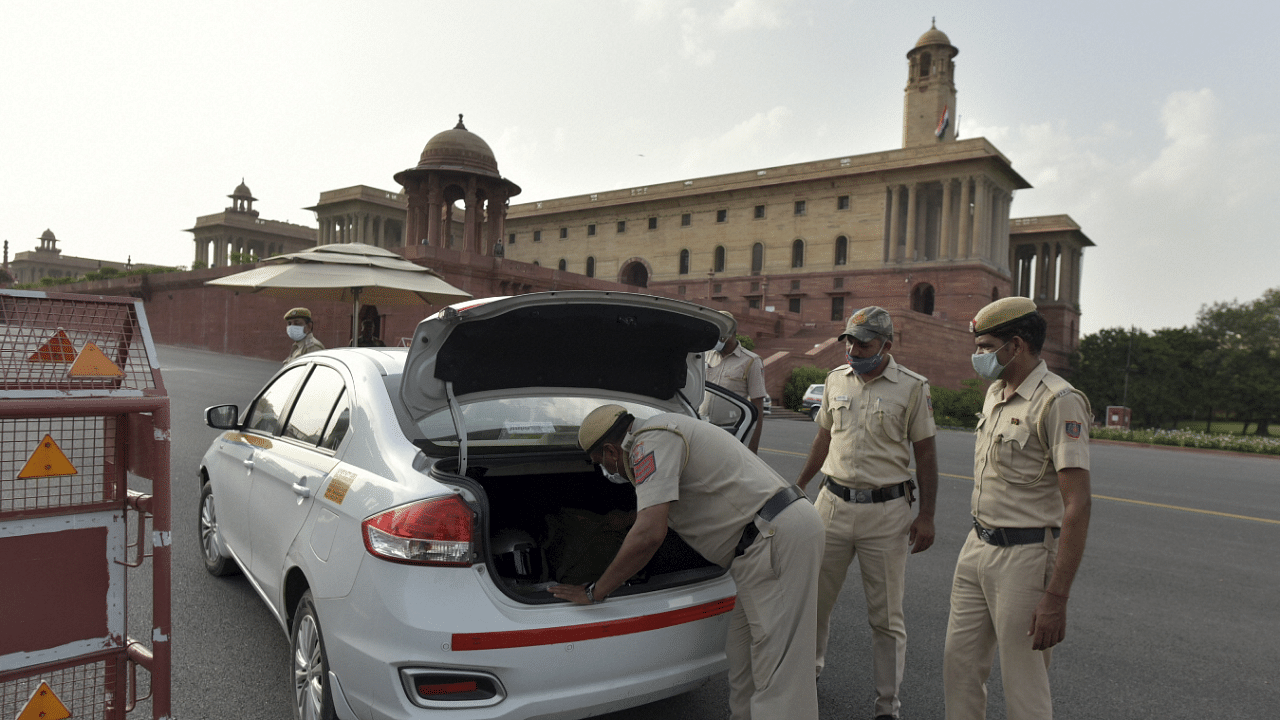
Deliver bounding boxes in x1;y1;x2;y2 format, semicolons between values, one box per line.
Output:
293;615;323;720
200;493;218;563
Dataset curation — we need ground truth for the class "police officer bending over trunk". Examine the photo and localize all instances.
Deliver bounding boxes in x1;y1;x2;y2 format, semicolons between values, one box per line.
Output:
552;405;824;720
943;296;1092;720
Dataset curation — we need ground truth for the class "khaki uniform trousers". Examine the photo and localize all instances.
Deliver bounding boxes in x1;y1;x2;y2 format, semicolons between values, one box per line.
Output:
725;499;824;720
943;530;1059;720
814;483;913;718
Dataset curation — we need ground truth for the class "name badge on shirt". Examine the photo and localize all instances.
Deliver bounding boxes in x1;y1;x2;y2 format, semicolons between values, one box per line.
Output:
835;395;849;402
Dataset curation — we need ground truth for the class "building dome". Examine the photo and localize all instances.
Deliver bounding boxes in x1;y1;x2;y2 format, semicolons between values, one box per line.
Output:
915;22;952;48
230;179;256;201
413;115;501;178
39;229;56;242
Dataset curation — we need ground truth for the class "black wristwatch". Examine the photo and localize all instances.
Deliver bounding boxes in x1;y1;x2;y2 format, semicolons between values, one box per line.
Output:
585;582;601;603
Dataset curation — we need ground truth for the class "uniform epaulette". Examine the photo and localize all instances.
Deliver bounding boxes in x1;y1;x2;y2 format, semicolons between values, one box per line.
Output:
828;364;851;377
896;366;929;384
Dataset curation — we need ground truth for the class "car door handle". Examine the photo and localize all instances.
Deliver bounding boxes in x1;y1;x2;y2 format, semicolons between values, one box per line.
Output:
243;459;254;471
292;482;312;499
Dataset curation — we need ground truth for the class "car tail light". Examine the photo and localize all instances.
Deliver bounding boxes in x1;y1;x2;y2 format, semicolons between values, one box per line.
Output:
362;495;474;566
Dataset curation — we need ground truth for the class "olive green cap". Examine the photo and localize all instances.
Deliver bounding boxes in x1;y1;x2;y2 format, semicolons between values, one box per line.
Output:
283;307;312;321
971;297;1038;336
839;306;894;342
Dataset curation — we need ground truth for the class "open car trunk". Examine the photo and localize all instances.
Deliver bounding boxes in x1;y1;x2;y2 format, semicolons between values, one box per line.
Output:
429;457;724;605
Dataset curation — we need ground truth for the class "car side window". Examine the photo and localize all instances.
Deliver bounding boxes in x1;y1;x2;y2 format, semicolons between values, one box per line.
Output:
245;366;308;436
319;390;351;451
283;365;347;446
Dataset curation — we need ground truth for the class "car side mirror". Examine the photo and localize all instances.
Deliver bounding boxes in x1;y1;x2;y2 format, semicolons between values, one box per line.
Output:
205;404;240;430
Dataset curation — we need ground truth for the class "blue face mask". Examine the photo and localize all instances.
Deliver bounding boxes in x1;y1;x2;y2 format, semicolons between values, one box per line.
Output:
971;341;1011;381
845;339;884;375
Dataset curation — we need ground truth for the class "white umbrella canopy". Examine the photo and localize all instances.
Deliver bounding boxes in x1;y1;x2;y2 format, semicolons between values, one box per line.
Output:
207;243;472;344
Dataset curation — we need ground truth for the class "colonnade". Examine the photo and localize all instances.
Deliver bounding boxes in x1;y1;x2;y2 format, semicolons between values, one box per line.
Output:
317;213;403;248
883;176;1012;269
402;174;513;255
1011;238;1083;305
194;235;288;268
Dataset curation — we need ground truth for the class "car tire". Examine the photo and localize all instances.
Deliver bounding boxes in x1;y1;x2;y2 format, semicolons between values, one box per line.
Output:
199;480;239;577
809;406;820;420
292;591;337;720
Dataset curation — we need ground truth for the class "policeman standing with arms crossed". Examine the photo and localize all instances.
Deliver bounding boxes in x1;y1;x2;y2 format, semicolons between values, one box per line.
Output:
943;297;1092;720
553;404;824;720
795;306;938;720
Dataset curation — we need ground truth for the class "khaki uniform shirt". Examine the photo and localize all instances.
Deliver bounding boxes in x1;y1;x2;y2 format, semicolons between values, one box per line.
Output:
972;360;1091;529
285;334;325;363
622;413;789;567
700;344;766;423
816;356;935;489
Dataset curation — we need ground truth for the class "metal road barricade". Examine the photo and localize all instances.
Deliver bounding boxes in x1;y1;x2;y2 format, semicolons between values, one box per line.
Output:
0;289;171;720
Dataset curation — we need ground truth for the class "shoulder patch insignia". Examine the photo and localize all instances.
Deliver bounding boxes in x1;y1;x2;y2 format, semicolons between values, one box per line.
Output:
632;451;657;485
926;396;933;415
1065;421;1081;439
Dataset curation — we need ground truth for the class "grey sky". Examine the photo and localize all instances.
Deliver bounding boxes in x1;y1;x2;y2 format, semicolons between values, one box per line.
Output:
3;0;1275;335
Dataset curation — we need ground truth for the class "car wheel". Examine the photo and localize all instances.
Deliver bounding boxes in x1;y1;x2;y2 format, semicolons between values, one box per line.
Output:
809;406;820;420
199;480;239;576
292;591;337;720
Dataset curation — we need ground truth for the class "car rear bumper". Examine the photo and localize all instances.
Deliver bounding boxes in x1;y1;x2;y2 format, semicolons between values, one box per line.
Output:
322;559;735;719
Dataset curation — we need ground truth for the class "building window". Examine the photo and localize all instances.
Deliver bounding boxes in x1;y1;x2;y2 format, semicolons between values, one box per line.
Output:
748;298;760;309
912;283;936;315
586;257;596;278
714;246;726;272
791;239;805;268
716;209;727;223
678;285;686;295
648;216;658;230
834;277;844;289
533;261;540;266
750;280;759;292
831;296;845;321
679;249;690;275
508;232;516;244
837;195;850;210
587;224;596;236
794;200;806;216
533;230;542;242
681;213;692;227
754;205;765;219
558;259;567;271
834;235;848;265
559;227;567;239
751;243;763;274
789;297;801;314
617;221;626;233
713;283;722;294
790;279;800;291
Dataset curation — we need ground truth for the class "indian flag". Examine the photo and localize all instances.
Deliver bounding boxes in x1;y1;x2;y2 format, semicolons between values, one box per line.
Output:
935;105;950;138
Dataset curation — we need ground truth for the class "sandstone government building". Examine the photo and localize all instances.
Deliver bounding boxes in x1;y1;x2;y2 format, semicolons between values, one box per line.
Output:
12;23;1094;394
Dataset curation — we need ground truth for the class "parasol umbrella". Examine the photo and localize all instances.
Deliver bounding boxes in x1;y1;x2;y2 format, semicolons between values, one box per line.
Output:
206;243;472;345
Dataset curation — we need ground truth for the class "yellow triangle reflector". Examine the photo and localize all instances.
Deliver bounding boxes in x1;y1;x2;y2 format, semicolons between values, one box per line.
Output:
18;434;78;479
17;681;72;720
28;329;78;363
67;342;124;378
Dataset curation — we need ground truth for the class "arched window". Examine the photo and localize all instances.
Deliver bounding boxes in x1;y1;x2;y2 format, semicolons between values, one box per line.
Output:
679;249;690;275
791;239;805;268
991;286;1000;302
586;257;596;278
919;52;932;79
751;243;764;274
834;235;848;266
911;283;936;315
557;259;567;271
714;246;726;273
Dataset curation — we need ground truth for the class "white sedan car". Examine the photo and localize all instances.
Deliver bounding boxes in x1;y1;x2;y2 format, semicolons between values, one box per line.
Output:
198;291;756;720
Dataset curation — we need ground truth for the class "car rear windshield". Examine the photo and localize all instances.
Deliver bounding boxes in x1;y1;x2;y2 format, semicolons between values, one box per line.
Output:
415;396;670;454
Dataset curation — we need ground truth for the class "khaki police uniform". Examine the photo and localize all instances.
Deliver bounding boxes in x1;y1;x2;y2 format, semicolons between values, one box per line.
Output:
943;359;1090;720
621;413;823;720
700;344;766;423
813;356;934;718
285;333;324;363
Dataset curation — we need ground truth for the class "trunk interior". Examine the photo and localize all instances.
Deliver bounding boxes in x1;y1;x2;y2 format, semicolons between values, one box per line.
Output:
436;456;725;605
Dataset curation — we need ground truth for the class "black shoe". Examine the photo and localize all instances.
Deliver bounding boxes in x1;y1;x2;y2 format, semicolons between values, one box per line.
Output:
874;716;896;720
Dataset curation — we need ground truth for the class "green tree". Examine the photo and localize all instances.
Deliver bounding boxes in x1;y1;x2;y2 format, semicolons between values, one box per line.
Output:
783;366;829;411
931;378;985;428
1196;288;1280;436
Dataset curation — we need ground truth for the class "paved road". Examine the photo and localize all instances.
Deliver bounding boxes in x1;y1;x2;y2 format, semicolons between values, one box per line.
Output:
150;345;1279;719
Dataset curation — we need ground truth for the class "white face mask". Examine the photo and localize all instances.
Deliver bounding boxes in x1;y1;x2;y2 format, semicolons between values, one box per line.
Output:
286;325;307;342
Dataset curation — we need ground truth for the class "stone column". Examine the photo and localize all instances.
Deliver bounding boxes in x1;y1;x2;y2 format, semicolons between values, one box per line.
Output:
427;178;443;247
904;183;918;262
972;179;989;259
959;177;973;258
940;178;954;259
888;185;903;262
463;184;479;254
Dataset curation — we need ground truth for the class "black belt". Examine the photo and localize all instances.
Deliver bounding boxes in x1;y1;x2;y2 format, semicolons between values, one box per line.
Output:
823;477;908;504
734;485;807;557
972;518;1061;547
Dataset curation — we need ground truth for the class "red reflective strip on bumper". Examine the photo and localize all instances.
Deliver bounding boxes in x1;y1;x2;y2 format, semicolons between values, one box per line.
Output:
451;596;736;651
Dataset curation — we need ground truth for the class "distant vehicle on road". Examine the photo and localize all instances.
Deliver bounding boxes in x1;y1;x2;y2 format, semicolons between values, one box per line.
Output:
802;383;824;419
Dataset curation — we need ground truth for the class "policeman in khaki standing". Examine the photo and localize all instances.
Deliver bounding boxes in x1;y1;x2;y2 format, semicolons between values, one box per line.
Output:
943;296;1092;720
795;306;938;720
283;307;324;363
701;311;768;453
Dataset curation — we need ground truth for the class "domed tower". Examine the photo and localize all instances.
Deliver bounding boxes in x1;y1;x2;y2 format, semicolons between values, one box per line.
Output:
903;20;959;147
226;179;260;217
394;115;522;255
37;229;62;255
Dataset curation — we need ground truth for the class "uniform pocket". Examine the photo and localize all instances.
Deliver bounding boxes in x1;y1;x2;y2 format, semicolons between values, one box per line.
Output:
876;399;908;442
